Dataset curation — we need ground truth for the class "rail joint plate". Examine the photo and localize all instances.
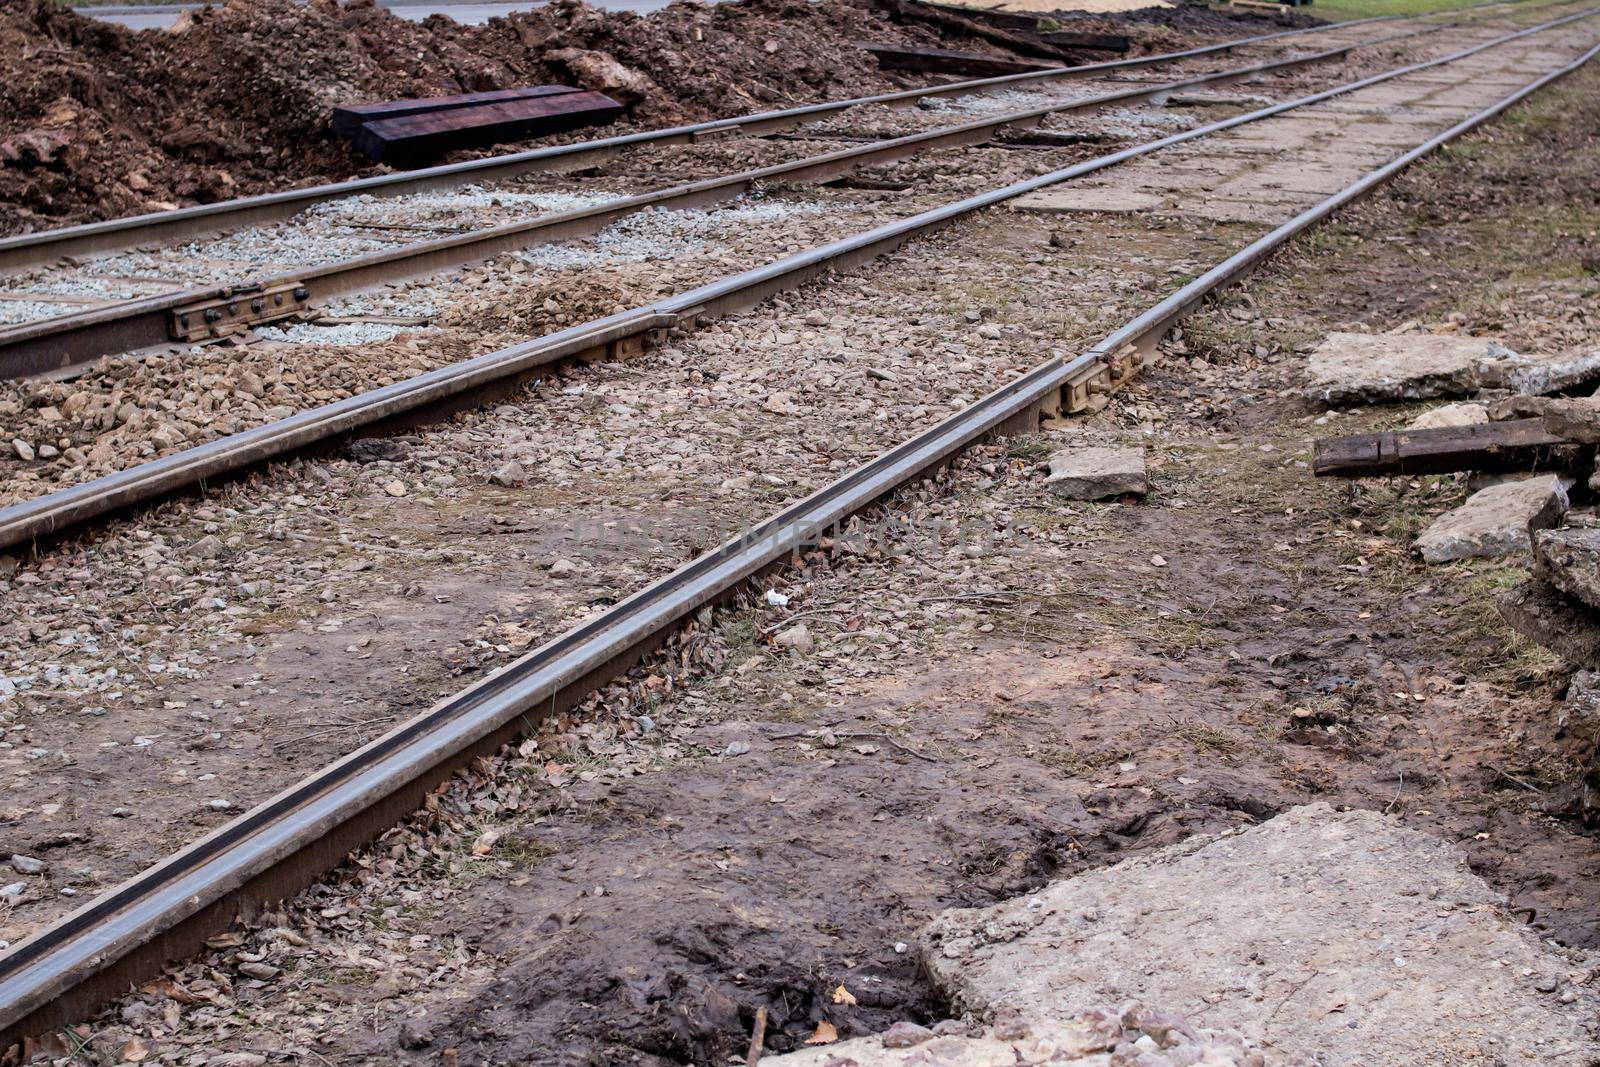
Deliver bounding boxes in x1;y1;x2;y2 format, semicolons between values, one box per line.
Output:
170;282;310;342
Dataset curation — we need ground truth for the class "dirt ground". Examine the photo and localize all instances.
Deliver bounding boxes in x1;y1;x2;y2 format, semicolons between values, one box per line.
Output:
24;42;1600;1067
0;0;1304;235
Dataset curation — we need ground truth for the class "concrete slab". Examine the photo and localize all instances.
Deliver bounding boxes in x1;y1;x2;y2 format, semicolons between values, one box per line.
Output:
764;1011;1265;1066
919;805;1600;1066
1302;331;1503;405
1414;474;1569;564
1045;446;1147;500
1011;187;1165;214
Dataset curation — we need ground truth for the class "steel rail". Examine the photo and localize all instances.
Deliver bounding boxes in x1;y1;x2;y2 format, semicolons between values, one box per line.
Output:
0;17;1594;1053
6;14;1593;1049
0;8;1485;274
0;6;1592;555
0;23;1442;381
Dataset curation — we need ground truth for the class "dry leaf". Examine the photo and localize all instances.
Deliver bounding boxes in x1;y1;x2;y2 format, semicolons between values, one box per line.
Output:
472;829;502;855
806;1020;839;1046
832;984;857;1006
120;1037;150;1062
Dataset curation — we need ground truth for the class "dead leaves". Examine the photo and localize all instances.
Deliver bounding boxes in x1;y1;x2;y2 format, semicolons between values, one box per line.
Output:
806;1020;839;1045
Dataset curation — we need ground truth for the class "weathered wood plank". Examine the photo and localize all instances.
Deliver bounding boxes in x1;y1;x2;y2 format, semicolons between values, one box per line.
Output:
1040;30;1131;52
1312;418;1583;477
857;42;1056;77
331;86;582;138
351;91;624;165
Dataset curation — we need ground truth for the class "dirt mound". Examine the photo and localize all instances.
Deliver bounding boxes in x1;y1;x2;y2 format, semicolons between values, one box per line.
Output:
0;0;1276;235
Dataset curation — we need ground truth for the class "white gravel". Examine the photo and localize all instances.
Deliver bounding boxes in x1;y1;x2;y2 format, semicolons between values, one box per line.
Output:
516;195;843;270
0;300;78;327
255;322;411;346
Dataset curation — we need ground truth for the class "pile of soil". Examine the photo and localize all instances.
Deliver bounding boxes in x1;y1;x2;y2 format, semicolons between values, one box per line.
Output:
0;0;1296;236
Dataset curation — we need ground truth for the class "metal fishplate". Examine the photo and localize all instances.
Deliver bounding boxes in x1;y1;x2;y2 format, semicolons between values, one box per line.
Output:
170;281;311;342
1062;343;1150;415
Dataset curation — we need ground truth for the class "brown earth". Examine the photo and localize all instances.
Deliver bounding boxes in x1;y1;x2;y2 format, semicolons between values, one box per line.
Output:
0;0;1304;234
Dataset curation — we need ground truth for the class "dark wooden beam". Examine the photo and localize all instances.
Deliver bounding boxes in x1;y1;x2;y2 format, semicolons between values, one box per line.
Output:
1312;418;1585;478
857;42;1056;77
350;91;624;166
331;86;582;139
1040;30;1131;52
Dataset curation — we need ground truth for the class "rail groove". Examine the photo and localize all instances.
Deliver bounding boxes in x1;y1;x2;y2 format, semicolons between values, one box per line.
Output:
0;8;1595;1053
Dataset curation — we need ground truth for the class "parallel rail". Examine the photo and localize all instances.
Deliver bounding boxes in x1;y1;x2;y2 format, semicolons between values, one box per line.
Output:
0;26;1434;379
0;10;1597;1051
0;8;1592;554
0;10;1463;273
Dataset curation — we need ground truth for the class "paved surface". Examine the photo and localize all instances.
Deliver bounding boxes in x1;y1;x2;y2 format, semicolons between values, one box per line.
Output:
77;0;679;31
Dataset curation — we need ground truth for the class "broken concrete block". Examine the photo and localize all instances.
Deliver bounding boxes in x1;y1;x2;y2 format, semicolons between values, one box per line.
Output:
1303;332;1506;406
763;1010;1263;1066
1045;446;1147;501
918;804;1599;1065
1533;527;1600;610
1498;579;1600;669
1475;346;1600;396
1406;401;1488;430
1564;669;1600;730
1540;396;1600;443
1413;474;1569;564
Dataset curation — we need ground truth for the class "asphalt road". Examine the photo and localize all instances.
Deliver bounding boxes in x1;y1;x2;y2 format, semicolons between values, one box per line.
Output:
77;0;679;30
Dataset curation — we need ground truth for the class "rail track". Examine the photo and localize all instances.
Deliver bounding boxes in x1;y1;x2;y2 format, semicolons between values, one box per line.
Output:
0;1;1589;550
0;7;1458;275
0;1;1596;1053
0;2;1548;379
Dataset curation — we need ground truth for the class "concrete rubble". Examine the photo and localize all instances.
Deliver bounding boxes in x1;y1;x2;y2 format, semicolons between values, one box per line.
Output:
1303;332;1600;406
915;805;1600;1066
1533;527;1600;609
764;1009;1265;1066
1405;401;1487;430
1413;474;1569;564
1045;445;1148;500
1302;332;1507;405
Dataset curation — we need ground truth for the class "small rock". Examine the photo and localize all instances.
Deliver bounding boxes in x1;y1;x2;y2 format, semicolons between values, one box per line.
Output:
1566;669;1600;726
1414;475;1569;564
725;740;750;757
774;622;815;653
36;444;59;459
398;1015;434;1050
9;855;42;875
10;439;33;462
187;535;224;559
976;324;1003;340
1407;402;1488;431
489;461;526;488
1045;446;1148;501
880;1021;936;1048
548;558;577;578
0;882;24;900
208;798;234;811
383;479;408;497
207;1055;268;1067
